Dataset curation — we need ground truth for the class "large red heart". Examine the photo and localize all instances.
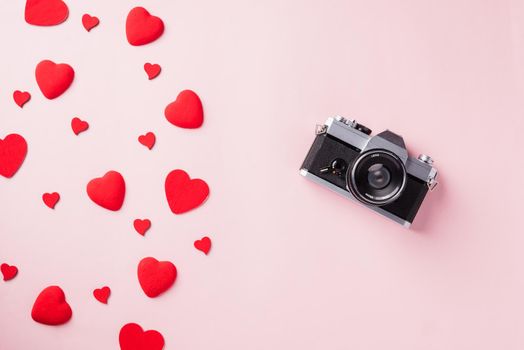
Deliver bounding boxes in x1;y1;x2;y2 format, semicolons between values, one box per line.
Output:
144;63;161;80
31;286;72;325
165;169;209;214
86;171;126;211
133;219;151;236
1;263;18;281
71;117;89;135
138;132;155;150
35;60;75;99
119;323;165;350
126;7;164;46
42;192;60;209
137;257;177;298
82;14;99;32
164;90;204;129
25;0;69;26
93;286;110;304
13;90;31;108
194;236;212;255
0;134;28;178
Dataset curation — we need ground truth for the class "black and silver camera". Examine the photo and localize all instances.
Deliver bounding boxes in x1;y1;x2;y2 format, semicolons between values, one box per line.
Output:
300;116;438;227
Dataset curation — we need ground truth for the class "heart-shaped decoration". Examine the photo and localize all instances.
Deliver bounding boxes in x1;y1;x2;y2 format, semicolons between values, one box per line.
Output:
119;323;165;350
25;0;69;26
133;219;151;236
31;286;72;325
194;236;212;255
138;132;155;150
144;63;161;80
126;7;164;46
165;169;209;214
13;91;31;108
35;60;75;99
71;117;89;135
164;90;204;129
0;134;28;178
86;171;126;211
93;286;110;304
42;192;60;209
137;257;177;298
82;14;99;32
1;263;18;281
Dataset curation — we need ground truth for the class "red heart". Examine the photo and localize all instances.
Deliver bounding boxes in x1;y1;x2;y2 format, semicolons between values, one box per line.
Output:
25;0;69;26
126;7;164;46
31;286;72;325
82;14;99;31
42;192;60;209
93;286;110;304
86;171;126;211
165;169;209;214
138;132;155;150
144;63;161;80
35;60;75;99
133;219;151;236
137;257;177;298
119;323;165;350
194;236;212;255
71;117;89;135
1;263;18;281
13;91;31;108
0;134;28;178
164;90;204;129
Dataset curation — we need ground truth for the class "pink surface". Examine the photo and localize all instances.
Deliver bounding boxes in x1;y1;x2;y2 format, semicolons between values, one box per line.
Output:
1;0;524;349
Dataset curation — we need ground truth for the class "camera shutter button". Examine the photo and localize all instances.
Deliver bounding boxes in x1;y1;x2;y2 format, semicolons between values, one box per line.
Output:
418;154;434;165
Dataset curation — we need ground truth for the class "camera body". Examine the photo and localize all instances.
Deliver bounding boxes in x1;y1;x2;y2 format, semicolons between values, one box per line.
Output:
300;116;438;227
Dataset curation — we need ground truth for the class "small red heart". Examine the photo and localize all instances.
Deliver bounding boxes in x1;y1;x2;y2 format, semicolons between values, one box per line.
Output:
0;134;28;178
137;257;177;298
165;169;209;214
35;60;74;99
194;236;212;255
133;219;151;236
82;14;99;31
93;286;110;304
13;91;31;108
1;263;18;281
165;90;204;129
119;323;165;350
31;286;72;325
71;117;89;135
25;0;69;26
144;63;161;80
42;192;60;209
87;171;126;211
126;7;164;46
138;132;155;150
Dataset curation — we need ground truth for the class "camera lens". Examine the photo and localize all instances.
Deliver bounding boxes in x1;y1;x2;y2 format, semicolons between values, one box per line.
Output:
367;164;391;189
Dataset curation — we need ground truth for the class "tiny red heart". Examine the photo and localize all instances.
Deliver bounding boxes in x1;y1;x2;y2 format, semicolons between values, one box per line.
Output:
82;14;99;31
13;91;31;108
133;219;151;236
86;171;126;211
137;257;177;298
1;263;18;281
138;132;155;150
119;323;165;350
31;286;72;325
35;60;74;99
93;286;110;304
126;7;164;46
71;117;89;135
42;192;60;209
165;169;209;214
194;236;212;255
25;0;69;26
165;90;204;129
144;63;161;80
0;134;28;178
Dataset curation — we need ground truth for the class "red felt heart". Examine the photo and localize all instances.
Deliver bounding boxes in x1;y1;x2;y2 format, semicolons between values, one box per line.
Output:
137;257;177;298
86;171;126;211
164;90;204;129
1;263;18;281
71;117;89;135
25;0;69;26
82;14;99;32
93;286;110;304
0;134;28;178
126;7;164;46
31;286;72;325
119;323;165;350
138;132;155;150
35;60;75;99
13;91;31;108
194;236;212;255
144;63;161;80
165;169;209;214
133;219;151;236
42;192;60;209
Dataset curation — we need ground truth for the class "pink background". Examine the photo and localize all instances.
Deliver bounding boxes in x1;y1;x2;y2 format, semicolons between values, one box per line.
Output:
1;0;524;349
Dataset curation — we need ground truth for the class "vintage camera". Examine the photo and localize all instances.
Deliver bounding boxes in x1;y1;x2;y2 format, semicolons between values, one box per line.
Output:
300;116;438;227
